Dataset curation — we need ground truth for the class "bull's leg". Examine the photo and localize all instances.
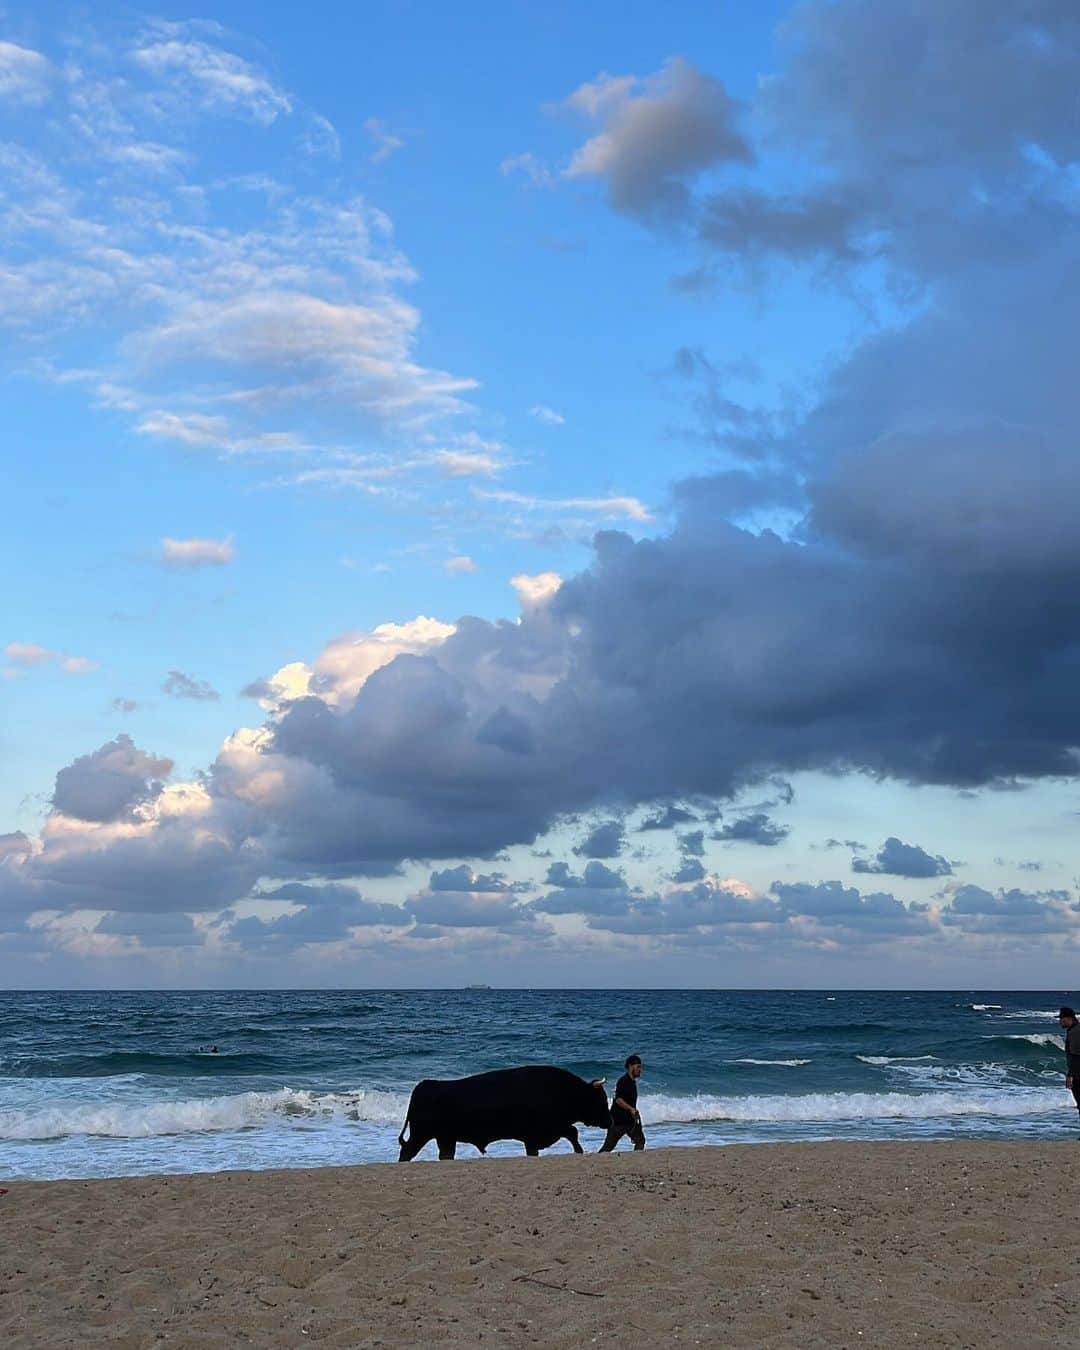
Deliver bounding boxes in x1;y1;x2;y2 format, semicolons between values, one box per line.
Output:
437;1136;457;1160
524;1142;540;1157
564;1125;584;1154
398;1131;432;1162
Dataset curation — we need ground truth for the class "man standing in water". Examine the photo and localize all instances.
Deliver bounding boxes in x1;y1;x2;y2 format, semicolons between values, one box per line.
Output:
1059;1007;1080;1127
599;1054;645;1152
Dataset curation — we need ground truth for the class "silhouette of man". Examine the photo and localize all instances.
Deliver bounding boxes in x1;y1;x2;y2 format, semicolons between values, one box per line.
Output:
599;1054;645;1152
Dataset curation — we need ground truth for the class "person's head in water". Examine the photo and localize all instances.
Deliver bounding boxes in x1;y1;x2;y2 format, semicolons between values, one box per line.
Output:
625;1054;643;1080
1059;1008;1076;1028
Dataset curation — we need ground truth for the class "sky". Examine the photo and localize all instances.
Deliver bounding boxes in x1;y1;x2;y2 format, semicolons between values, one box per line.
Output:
3;0;1080;988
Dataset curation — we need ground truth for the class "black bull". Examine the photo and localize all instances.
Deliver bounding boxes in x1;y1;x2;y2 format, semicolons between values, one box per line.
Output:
398;1065;612;1160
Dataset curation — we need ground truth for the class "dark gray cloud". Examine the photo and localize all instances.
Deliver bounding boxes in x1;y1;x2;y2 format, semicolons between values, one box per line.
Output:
563;58;750;222
52;734;173;823
853;837;953;879
255;882;404;922
533;859;633;917
403;887;539;929
713;813;790;847
429;864;518;893
637;803;700;832
95;911;200;947
162;670;220;701
573;819;626;859
941;884;1079;935
770;881;929;934
671;857;706;884
669;828;707;882
545;860;625;890
227;899;394;952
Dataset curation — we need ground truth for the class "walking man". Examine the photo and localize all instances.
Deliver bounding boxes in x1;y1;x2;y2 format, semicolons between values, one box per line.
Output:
599;1054;645;1152
1059;1007;1080;1128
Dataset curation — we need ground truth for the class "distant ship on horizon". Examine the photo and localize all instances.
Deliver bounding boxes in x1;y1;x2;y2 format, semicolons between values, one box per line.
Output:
465;983;493;990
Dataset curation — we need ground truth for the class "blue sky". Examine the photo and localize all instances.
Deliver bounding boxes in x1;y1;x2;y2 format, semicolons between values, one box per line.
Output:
4;0;1080;987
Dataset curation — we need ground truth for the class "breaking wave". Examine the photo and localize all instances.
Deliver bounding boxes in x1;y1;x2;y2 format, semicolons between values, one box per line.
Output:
729;1058;811;1067
0;1087;409;1141
642;1087;1067;1124
856;1055;938;1065
991;1033;1064;1050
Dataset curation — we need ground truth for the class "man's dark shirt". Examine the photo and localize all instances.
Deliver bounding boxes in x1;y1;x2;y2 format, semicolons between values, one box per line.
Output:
612;1072;638;1125
1065;1023;1080;1077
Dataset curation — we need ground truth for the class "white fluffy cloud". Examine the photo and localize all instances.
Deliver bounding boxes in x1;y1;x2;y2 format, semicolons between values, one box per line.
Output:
0;41;52;106
160;536;235;568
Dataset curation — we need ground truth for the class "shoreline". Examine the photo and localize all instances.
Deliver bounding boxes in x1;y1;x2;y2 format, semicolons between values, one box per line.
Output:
5;1139;1077;1347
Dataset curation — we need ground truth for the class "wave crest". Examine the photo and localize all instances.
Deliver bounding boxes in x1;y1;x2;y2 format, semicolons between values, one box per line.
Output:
0;1087;409;1141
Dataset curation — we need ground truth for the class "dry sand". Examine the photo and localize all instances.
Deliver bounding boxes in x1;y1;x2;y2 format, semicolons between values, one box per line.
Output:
3;1141;1077;1348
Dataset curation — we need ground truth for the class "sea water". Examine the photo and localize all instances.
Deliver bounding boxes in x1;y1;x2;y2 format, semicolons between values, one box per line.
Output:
0;989;1075;1180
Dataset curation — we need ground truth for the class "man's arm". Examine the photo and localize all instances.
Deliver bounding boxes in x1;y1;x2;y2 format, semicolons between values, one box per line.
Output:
1068;1028;1080;1082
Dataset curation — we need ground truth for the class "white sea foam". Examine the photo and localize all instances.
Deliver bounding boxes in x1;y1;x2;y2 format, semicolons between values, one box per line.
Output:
993;1033;1064;1049
729;1058;811;1067
0;1087;409;1141
992;1010;1060;1021
968;1004;1002;1011
856;1055;938;1065
4;1078;1070;1143
640;1087;1067;1124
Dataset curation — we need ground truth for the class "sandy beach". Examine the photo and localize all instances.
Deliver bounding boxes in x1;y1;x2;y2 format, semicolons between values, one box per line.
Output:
3;1141;1077;1348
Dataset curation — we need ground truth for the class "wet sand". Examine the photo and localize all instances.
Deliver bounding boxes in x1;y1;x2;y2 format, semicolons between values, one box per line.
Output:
3;1141;1076;1348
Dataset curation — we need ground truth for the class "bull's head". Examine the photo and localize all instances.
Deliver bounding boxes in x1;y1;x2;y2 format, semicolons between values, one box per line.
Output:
585;1076;612;1129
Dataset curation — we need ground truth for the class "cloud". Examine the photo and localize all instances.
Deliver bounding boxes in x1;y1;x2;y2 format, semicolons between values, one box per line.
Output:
534;860;633;917
545;860;625;890
162;670;220;701
5;642;98;675
364;117;405;163
403;882;538;930
501;152;554;187
52;734;173;823
429;865;522;893
529;405;565;426
5;642;56;668
129;35;293;125
713;813;790;847
852;836;953;879
444;555;478;575
638;804;700;832
227;895;402;952
0;41;52;105
95;911;200;948
573;820;626;859
473;488;651;522
941;884;1079;935
0;23;482;505
563;58;750;221
0;832;32;861
10;3;1080;969
160;536;236;568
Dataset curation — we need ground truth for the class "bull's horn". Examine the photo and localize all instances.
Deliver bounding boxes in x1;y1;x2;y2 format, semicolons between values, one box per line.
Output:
591;1077;607;1087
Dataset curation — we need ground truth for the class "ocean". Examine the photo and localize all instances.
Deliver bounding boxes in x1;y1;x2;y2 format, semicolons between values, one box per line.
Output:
1;989;1075;1180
